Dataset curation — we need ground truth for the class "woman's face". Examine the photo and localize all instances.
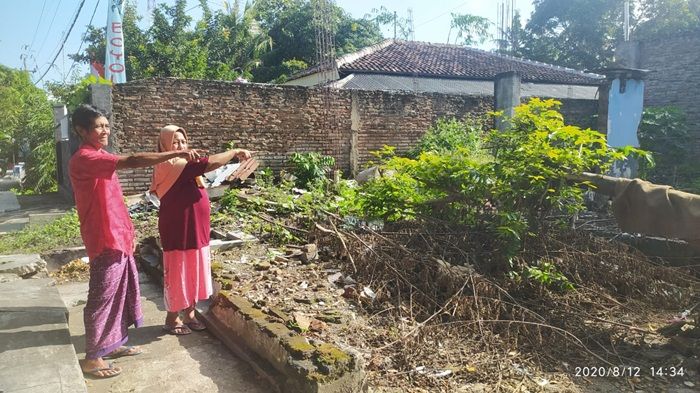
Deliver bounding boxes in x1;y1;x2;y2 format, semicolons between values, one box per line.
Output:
172;131;187;151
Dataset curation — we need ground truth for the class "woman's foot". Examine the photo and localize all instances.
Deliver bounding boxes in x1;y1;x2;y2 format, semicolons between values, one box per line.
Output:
163;311;192;335
182;307;206;331
81;358;122;378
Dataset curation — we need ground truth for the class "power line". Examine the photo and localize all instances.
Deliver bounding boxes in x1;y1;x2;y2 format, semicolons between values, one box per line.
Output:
35;0;87;85
415;1;469;29
28;0;48;54
36;0;64;58
66;0;102;78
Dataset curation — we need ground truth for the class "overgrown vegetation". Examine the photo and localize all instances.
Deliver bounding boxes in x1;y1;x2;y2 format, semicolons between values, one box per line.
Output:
0;210;82;254
355;99;647;265
638;106;699;192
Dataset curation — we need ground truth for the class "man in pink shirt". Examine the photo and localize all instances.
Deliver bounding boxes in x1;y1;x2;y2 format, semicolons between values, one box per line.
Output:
69;105;201;378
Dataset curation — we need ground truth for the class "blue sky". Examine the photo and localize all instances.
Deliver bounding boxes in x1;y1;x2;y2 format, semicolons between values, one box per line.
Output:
0;0;533;87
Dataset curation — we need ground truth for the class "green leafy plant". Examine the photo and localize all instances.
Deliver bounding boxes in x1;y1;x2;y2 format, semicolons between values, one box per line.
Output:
523;260;574;291
355;98;644;265
288;152;335;189
409;117;486;157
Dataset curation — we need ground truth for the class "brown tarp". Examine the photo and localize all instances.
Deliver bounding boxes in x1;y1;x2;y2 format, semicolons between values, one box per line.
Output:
571;173;700;248
612;178;700;246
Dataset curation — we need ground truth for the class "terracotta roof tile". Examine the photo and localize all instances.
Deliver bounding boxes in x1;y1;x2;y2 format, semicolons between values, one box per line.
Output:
338;40;602;86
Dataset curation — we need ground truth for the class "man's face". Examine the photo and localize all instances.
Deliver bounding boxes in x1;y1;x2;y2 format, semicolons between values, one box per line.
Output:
78;116;110;148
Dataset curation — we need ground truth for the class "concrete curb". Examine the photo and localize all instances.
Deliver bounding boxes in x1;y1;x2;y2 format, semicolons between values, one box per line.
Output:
200;292;366;393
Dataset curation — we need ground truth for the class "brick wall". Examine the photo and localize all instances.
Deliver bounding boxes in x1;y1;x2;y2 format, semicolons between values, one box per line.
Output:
111;78;597;194
111;78;492;193
639;31;700;153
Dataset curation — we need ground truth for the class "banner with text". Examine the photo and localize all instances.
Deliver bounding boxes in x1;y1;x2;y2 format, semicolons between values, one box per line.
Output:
105;0;126;83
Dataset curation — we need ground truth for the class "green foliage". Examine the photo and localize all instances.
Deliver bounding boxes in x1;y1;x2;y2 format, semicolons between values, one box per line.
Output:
218;168;357;245
511;259;574;291
518;0;700;70
409;117;487;158
288;152;335;189
72;0;383;83
355;99;640;263
448;13;492;46
488;98;635;225
0;65;54;192
635;0;700;40
637;106;698;192
23;139;58;194
0;210;82;254
46;75;111;111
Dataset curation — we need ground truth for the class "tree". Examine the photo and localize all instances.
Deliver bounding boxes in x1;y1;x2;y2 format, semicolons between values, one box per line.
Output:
251;0;383;82
0;65;55;191
196;0;272;80
447;13;491;46
496;11;528;57
364;6;412;40
634;0;700;40
521;0;623;70
69;0;149;81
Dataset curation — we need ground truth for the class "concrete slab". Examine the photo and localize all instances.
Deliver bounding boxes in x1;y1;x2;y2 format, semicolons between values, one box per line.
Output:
0;278;65;311
0;191;20;213
0;254;47;276
0;278;86;393
59;274;271;393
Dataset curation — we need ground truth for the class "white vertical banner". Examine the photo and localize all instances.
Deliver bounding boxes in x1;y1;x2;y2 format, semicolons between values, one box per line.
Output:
105;0;127;83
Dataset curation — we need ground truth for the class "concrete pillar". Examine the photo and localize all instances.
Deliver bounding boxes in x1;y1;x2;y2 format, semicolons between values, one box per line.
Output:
614;41;641;69
494;71;521;131
350;91;360;177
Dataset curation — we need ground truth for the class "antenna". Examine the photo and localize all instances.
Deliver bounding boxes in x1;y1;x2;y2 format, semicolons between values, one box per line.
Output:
407;8;415;41
497;1;515;52
624;1;630;41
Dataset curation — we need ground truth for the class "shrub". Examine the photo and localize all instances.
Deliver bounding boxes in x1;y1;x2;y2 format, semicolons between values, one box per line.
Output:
288;152;335;189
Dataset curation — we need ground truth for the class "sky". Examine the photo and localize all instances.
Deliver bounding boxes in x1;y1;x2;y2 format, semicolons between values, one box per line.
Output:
0;0;534;88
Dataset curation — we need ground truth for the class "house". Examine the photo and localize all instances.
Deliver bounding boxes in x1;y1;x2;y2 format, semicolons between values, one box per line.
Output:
285;39;603;99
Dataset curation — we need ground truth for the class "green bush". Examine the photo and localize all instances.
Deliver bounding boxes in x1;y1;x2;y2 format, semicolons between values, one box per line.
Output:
288;152;335;189
409;117;487;157
355;98;644;262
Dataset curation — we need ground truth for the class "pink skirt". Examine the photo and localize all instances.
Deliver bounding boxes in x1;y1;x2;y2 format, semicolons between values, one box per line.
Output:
163;246;213;312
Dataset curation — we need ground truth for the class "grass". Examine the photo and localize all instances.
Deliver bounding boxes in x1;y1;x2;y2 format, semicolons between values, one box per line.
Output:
0;210;83;254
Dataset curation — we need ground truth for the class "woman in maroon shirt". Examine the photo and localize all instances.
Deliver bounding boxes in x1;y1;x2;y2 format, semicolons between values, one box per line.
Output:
150;125;251;335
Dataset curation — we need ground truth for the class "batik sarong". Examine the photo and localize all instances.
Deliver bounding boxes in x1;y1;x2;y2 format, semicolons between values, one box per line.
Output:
84;249;144;359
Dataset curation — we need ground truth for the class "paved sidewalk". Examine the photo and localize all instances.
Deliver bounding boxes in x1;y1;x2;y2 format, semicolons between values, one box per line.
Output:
58;273;270;393
0;277;87;393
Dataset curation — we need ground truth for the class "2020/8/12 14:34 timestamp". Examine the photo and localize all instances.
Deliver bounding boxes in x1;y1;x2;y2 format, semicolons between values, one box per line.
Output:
574;366;685;378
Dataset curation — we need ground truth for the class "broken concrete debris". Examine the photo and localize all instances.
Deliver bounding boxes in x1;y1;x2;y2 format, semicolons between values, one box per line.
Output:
0;254;47;277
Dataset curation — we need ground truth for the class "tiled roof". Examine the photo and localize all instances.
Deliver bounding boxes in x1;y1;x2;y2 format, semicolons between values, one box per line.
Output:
335;40;603;86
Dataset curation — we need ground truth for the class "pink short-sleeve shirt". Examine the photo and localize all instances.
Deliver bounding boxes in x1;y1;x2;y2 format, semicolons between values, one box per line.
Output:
69;144;134;259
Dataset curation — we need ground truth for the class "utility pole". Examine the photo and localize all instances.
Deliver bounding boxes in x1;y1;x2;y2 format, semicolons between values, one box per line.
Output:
393;11;397;39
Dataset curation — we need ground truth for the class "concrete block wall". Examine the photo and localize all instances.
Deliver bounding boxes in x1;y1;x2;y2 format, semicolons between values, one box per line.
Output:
639;31;700;154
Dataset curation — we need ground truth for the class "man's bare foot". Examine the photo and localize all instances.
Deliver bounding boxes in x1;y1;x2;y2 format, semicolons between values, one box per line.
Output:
81;358;122;378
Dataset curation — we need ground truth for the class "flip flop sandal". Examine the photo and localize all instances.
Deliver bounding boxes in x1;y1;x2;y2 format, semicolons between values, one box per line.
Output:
162;323;192;335
83;362;122;379
103;345;143;359
185;320;207;331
